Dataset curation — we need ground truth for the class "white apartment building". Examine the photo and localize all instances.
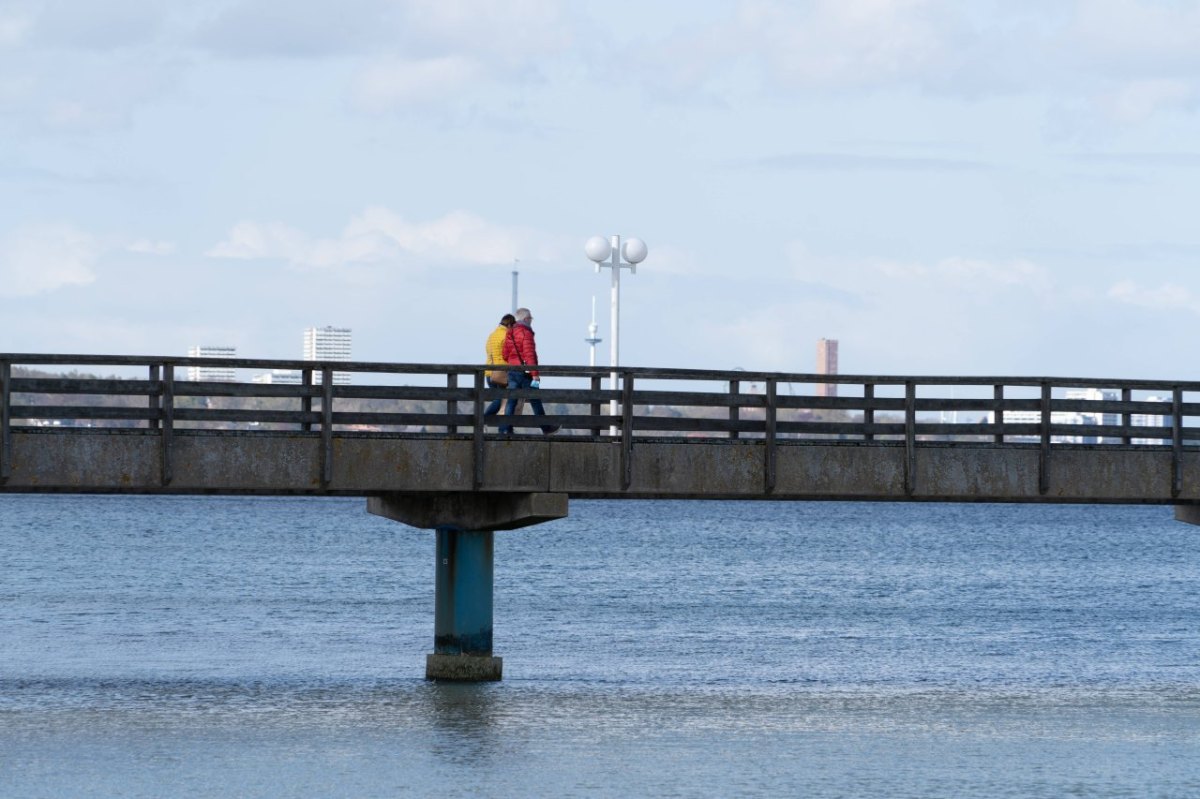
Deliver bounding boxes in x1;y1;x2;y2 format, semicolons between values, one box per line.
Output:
251;370;302;385
303;326;352;385
1132;396;1170;445
186;345;237;382
987;389;1170;444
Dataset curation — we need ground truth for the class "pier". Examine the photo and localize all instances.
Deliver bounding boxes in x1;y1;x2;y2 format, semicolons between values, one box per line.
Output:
4;352;1200;679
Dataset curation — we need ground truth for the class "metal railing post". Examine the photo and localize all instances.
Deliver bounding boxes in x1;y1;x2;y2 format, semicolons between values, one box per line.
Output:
447;372;458;434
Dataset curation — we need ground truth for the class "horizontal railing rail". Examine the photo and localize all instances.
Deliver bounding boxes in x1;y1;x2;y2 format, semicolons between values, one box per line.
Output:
2;352;1198;493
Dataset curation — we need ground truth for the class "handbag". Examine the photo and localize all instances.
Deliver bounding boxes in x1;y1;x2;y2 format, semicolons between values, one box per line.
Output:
489;326;522;386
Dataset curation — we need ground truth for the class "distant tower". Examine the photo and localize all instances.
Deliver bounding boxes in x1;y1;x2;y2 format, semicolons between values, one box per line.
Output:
186;345;236;382
816;338;839;397
584;296;603;367
303;326;352;385
511;262;519;314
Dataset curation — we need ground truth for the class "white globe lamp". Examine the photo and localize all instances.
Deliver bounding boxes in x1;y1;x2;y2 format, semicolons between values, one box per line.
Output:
585;236;611;264
621;237;648;264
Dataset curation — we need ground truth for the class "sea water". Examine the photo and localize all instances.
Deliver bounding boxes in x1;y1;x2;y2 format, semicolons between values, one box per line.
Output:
1;495;1198;797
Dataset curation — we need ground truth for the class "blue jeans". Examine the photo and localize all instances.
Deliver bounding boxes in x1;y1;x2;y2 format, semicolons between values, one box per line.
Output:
484;376;505;419
500;371;548;434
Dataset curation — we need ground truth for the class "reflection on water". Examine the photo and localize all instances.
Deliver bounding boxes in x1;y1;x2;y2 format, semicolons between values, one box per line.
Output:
425;682;508;766
3;677;1200;798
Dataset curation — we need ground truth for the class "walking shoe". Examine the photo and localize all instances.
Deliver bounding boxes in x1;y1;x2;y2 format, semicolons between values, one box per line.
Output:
542;425;561;435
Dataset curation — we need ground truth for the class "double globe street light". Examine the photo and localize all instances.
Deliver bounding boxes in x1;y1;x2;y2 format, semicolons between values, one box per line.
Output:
585;234;648;432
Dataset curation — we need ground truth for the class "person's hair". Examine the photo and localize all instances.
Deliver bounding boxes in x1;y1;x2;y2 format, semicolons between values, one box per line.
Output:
500;313;516;326
515;307;531;322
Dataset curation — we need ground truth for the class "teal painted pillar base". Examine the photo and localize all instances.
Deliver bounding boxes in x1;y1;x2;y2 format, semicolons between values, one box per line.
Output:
427;526;503;682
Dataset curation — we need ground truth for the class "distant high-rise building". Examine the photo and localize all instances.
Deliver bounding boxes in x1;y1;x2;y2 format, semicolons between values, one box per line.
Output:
251;369;302;385
186;345;236;382
988;387;1159;444
303;326;352;385
816;338;838;397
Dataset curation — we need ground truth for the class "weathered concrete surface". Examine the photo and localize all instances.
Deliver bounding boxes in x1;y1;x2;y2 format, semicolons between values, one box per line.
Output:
4;429;1199;504
368;492;568;531
174;434;319;489
425;653;502;681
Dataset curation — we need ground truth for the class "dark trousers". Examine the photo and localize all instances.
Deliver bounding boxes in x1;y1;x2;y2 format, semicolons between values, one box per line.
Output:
500;371;548;434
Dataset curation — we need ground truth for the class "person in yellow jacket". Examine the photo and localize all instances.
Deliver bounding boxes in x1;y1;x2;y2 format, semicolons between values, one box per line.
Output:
484;314;516;419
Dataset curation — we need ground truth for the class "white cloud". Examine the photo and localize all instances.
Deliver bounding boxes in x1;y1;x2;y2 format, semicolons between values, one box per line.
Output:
739;0;957;90
1;53;182;132
796;253;1054;299
127;238;175;256
191;0;401;57
885;256;1053;294
191;0;571;64
1096;79;1197;124
625;0;1200;131
206;221;346;265
0;9;31;46
696;250;1060;373
0;224;100;296
633;243;694;277
1108;279;1200;314
352;56;482;111
398;0;572;63
633;0;970;96
347;1;572;111
26;0;167;50
713;303;810;369
1070;0;1200;71
207;208;562;268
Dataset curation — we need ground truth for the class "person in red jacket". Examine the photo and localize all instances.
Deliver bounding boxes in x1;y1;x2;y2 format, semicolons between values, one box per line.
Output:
500;307;559;435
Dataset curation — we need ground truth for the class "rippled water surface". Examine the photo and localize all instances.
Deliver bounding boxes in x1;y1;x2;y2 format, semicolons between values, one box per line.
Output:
2;496;1198;797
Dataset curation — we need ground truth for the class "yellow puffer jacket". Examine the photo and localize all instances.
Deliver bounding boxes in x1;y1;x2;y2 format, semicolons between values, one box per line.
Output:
485;324;508;366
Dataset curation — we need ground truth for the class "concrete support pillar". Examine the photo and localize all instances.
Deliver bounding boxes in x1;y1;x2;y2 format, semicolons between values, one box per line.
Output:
367;492;569;682
426;525;503;681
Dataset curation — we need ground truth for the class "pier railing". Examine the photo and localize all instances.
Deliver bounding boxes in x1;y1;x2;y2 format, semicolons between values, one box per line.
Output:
2;354;1199;484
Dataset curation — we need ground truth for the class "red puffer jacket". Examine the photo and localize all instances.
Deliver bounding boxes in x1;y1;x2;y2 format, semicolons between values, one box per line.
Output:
503;322;540;379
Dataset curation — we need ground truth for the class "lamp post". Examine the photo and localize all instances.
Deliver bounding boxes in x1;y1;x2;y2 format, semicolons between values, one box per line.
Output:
585;234;648;432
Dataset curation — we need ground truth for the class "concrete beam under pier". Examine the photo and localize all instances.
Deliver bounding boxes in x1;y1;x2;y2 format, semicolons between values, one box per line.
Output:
1174;505;1200;526
367;491;567;531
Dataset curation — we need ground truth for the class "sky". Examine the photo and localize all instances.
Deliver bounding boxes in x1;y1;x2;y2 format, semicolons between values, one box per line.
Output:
3;0;1200;381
